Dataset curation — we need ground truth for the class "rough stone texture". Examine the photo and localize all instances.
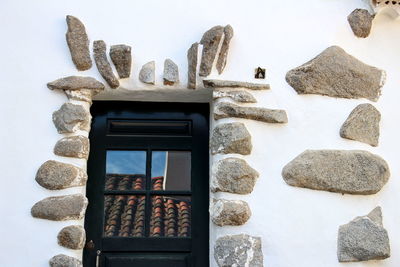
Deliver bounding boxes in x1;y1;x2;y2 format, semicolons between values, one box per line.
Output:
35;160;87;190
163;58;179;85
338;207;390;262
93;40;119;88
199;26;224;77
286;46;385;102
211;199;251;226
31;194;88;221
348;9;374;38
214;234;263;267
47;76;105;91
65;15;92;71
282;150;390;195
57;225;86;250
210;122;252;155
213;89;257;103
187;42;198;89
110;44;132;79
54;136;90;159
340;103;381;147
52;103;91;133
203;79;270;90
216;25;234;74
50;254;82;267
214;102;288;123
212;157;259;194
139;61;155;84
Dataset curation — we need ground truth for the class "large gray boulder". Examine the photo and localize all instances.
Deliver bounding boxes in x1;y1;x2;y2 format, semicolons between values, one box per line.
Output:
286;46;385;101
210;122;252;155
340;103;381;147
57;225;86;250
212;157;259;194
214;234;263;267
348;9;374;38
31;194;88;221
50;254;82;267
338;207;390;262
211;199;251;226
65;15;92;71
52;103;91;133
35;160;87;190
93;40;119;88
282;150;390;195
54;136;90;159
199;26;224;77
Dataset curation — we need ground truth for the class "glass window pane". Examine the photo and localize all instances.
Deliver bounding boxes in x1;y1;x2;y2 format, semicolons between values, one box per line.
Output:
106;151;146;190
150;195;191;237
151;151;191;191
104;195;146;237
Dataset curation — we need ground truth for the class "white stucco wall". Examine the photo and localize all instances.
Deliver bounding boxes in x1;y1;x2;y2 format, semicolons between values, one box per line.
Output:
1;0;400;266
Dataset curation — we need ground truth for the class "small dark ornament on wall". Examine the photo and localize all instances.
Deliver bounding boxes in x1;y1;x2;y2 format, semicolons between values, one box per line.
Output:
255;67;266;79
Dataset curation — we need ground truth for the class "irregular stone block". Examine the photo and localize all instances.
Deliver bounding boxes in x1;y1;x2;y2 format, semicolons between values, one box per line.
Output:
31;194;88;221
203;79;270;90
212;157;259;194
139;61;155;84
286;46;385;101
52;103;91;134
282;150;390;195
50;254;82;267
211;199;251;226
187;42;198;89
199;26;224;77
210;122;252;155
47;76;105;91
216;25;234;74
214;234;263;267
54;136;90;159
57;225;86;250
213;89;257;103
93;40;119;88
35;160;87;190
66;15;92;71
110;44;132;79
214;102;288;123
163;59;179;85
348;9;374;38
340;104;381;146
338;207;390;262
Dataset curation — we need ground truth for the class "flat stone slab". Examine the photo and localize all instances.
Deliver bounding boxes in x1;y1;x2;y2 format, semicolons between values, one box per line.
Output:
50;254;82;267
282;150;390;195
58;225;86;249
187;42;198;89
31;194;88;221
199;26;224;77
212;157;259;194
54;135;90;159
110;44;132;79
163;58;179;85
66;15;92;71
35;160;87;190
216;25;234;74
213;89;257;103
52;103;91;133
210;122;252;155
348;9;374;38
340;103;381;146
139;61;155;84
214;102;288;123
214;234;263;267
211;199;251;226
286;46;385;101
94;40;119;88
338;207;390;262
203;79;270;90
47;76;105;91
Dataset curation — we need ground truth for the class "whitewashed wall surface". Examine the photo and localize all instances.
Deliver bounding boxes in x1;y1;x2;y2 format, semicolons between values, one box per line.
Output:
1;0;400;266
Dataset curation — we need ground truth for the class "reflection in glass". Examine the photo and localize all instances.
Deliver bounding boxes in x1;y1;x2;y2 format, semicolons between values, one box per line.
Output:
105;174;145;191
104;195;146;237
106;150;146;175
151;151;191;191
150;195;191;237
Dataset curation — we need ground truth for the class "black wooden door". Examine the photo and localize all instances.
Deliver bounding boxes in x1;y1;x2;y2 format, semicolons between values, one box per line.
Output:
83;102;209;267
